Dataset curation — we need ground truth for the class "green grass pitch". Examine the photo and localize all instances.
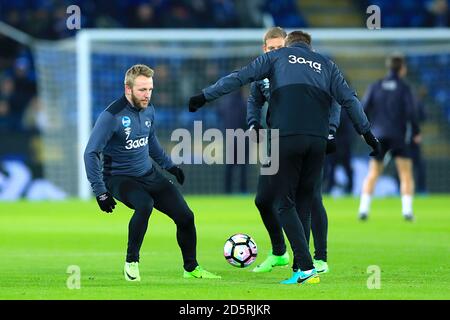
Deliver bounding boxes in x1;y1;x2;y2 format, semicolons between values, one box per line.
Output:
0;195;449;300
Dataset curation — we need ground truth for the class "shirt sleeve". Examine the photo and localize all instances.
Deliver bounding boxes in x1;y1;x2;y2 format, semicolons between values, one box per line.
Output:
328;99;341;134
247;82;266;127
84;111;116;196
148;108;174;169
404;85;421;136
329;60;371;135
203;53;273;102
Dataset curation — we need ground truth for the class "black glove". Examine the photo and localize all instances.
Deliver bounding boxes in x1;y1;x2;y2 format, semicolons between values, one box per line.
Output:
363;131;382;157
326;131;337;154
248;122;264;143
96;192;116;213
188;93;206;112
167;166;185;185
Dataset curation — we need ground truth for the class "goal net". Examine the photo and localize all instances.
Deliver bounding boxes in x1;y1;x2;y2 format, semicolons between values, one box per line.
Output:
33;29;450;198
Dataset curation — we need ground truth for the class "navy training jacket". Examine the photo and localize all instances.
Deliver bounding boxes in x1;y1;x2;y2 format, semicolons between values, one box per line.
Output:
203;41;370;139
362;72;420;142
84;95;174;196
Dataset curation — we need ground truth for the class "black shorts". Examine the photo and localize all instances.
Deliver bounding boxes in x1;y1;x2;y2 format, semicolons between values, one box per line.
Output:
374;137;411;161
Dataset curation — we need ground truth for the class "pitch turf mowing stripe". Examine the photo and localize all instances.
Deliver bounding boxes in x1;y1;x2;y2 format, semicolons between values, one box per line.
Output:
0;196;449;299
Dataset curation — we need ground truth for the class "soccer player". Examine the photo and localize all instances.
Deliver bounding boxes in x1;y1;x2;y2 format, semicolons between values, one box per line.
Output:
247;27;338;275
84;64;220;281
189;31;381;284
358;54;420;221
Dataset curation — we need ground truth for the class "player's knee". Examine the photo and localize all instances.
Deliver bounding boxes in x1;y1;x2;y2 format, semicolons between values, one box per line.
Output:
367;171;380;182
310;194;323;212
176;208;195;228
255;195;272;212
134;201;153;217
400;175;414;188
278;196;296;212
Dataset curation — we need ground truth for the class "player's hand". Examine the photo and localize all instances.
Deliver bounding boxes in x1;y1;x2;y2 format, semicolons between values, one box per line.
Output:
188;93;206;112
96;192;116;213
167;166;185;185
248;122;264;143
363;131;382;157
413;134;422;144
326;131;337;154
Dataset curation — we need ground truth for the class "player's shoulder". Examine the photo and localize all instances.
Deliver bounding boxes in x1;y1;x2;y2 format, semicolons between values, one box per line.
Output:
146;104;156;114
143;104;156;120
105;95;128;116
287;44;329;61
398;78;412;91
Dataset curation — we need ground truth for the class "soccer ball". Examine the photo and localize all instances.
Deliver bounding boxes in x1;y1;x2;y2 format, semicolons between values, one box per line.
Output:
223;233;258;268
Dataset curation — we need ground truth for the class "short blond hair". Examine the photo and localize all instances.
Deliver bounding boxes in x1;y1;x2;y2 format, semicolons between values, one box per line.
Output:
124;64;154;87
263;27;287;45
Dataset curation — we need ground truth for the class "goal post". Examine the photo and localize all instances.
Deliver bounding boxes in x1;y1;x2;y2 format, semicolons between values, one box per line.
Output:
33;28;450;199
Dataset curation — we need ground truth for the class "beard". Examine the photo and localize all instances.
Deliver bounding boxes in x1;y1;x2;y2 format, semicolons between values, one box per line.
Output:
131;93;149;109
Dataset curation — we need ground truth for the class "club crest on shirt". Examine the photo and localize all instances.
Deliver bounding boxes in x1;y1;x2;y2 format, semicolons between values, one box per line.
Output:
145;120;152;128
122;116;131;127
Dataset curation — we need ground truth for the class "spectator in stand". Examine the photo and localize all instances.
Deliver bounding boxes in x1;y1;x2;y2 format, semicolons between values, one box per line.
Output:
0;99;12;131
10;57;36;129
130;3;161;28
235;0;265;27
265;0;307;27
161;1;198;28
210;0;239;28
425;0;450;27
0;77;21;129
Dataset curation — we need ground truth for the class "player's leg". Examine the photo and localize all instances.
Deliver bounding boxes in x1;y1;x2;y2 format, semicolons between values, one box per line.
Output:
395;156;415;220
295;187;311;244
359;138;390;220
148;169;220;278
106;175;155;281
277;135;322;284
252;173;289;273
358;158;384;220
310;171;329;273
290;135;327;282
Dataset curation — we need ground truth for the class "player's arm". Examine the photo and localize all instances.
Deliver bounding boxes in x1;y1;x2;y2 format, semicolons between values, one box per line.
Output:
189;53;273;111
84;111;117;213
84;111;116;197
326;100;341;154
404;85;421;139
147;108;184;184
329;61;380;156
329;99;341;134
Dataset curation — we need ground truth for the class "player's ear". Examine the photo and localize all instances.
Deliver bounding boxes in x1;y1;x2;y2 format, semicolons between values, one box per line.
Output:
125;84;132;95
